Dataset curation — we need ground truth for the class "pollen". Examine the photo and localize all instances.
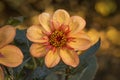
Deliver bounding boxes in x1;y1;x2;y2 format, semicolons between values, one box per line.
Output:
49;30;67;47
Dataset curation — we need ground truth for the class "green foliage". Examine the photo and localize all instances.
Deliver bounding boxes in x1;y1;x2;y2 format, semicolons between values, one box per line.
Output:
7;16;25;26
4;17;100;80
11;29;100;80
14;29;31;59
69;56;98;80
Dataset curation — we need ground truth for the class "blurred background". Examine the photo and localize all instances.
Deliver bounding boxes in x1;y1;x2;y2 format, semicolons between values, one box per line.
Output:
0;0;120;80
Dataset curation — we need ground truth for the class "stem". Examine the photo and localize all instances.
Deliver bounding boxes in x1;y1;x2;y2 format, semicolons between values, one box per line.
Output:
65;66;70;80
39;58;44;67
32;57;37;69
25;34;37;69
3;66;15;80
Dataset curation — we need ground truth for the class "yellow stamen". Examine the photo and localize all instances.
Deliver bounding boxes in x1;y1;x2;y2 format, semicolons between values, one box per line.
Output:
49;30;67;47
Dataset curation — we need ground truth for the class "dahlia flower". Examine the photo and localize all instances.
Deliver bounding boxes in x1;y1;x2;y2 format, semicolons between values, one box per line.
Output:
27;9;91;68
0;25;23;80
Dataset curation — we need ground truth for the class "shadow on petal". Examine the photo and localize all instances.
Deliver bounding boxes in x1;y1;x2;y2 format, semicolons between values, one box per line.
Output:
0;45;23;67
30;43;47;58
45;49;60;68
60;49;79;67
26;25;48;43
0;25;16;48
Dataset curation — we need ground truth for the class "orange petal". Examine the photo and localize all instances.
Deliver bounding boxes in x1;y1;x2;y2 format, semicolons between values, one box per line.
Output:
52;9;70;25
45;49;60;68
0;25;16;48
30;43;47;58
0;67;4;80
27;25;48;43
39;13;51;32
0;45;23;67
60;49;79;67
69;16;86;34
68;32;91;50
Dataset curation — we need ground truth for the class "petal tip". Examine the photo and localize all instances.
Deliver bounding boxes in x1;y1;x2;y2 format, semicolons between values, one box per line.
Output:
0;25;16;48
45;50;60;68
0;45;24;67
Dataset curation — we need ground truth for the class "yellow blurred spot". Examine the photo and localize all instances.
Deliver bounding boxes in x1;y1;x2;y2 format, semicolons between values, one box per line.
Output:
16;25;27;30
45;5;54;14
30;15;40;25
100;31;110;50
95;0;117;16
76;11;86;19
87;29;99;45
106;26;120;45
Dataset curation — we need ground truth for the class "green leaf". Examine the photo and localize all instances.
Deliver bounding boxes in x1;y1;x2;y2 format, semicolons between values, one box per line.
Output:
79;56;98;80
50;61;67;72
14;29;32;59
45;73;58;80
69;56;98;80
80;38;101;60
7;16;25;26
13;30;32;80
45;73;65;80
13;57;31;74
22;66;51;80
30;62;67;80
67;39;100;80
70;39;100;74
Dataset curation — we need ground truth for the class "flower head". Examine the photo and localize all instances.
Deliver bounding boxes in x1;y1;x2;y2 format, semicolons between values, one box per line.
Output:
0;25;24;80
27;9;91;68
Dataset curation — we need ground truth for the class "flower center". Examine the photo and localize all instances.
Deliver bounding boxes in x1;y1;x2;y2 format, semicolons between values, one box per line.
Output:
49;30;67;47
